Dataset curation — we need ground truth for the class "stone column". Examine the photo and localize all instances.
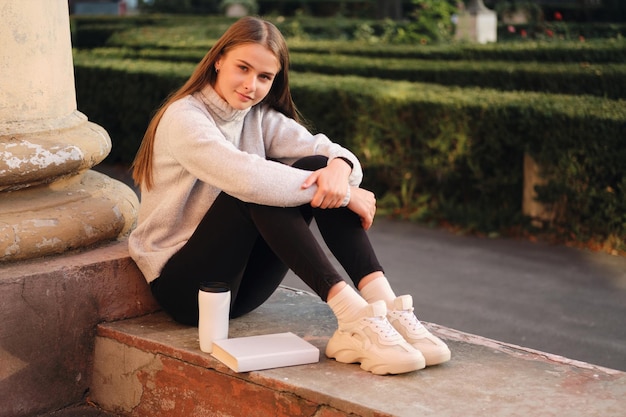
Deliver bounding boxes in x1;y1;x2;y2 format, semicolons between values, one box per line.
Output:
0;0;138;262
455;0;498;44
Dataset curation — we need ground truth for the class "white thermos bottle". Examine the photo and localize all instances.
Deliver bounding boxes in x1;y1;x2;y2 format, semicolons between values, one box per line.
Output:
198;282;230;353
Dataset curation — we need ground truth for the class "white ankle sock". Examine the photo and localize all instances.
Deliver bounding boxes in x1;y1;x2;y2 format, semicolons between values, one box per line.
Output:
327;284;368;325
359;276;397;310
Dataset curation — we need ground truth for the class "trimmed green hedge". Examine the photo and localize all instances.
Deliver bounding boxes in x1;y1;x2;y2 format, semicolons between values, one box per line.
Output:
291;73;626;242
73;54;626;245
290;54;626;99
81;47;626;99
287;39;626;63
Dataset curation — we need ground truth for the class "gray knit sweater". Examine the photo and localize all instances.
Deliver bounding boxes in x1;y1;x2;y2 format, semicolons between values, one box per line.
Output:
129;85;363;282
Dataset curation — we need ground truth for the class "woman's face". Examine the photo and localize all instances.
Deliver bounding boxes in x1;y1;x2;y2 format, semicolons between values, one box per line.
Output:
214;43;280;111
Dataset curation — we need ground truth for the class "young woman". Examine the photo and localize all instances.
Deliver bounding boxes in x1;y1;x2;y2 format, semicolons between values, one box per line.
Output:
129;16;450;375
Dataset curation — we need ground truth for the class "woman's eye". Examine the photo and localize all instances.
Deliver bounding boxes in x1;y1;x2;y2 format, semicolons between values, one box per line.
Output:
239;66;248;72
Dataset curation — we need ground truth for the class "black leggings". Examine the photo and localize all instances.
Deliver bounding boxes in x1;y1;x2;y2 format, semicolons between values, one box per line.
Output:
150;155;383;325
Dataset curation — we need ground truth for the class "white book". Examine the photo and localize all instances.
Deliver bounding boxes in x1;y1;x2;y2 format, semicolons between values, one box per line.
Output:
211;332;320;373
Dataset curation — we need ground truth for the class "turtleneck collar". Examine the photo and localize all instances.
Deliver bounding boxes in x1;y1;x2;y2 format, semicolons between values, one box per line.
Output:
198;84;251;123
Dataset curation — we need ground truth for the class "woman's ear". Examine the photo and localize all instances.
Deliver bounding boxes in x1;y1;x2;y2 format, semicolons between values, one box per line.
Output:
214;55;223;72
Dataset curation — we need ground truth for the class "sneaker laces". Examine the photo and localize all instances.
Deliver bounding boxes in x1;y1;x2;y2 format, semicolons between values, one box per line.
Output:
394;307;425;333
363;314;404;343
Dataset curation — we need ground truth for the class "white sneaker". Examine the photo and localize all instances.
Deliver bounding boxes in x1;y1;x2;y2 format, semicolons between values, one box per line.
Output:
387;295;451;366
325;300;426;375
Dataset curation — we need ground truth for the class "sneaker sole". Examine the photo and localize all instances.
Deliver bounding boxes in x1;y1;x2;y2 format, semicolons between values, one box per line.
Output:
329;351;426;375
326;346;426;375
423;348;451;366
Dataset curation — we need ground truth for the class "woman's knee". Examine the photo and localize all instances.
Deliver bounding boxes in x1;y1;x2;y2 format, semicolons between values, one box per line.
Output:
292;155;328;171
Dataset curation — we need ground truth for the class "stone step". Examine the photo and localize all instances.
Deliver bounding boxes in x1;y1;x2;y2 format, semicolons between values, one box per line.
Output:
0;241;159;417
91;287;626;417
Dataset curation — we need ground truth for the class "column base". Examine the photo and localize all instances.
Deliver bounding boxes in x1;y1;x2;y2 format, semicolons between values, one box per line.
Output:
1;170;138;262
0;111;110;191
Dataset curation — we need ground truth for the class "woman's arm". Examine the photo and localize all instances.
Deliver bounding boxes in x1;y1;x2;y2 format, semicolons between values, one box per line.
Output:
161;99;316;207
260;107;363;186
301;158;377;229
347;187;377;230
301;157;352;209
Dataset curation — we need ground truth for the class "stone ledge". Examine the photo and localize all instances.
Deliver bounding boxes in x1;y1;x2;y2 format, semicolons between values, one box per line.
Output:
0;241;159;417
91;287;626;417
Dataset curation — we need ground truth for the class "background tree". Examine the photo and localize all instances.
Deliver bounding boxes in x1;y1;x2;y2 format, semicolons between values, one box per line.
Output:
407;0;458;41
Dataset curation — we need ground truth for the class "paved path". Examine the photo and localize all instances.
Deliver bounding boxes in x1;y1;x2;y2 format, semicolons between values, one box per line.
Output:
97;164;626;372
283;218;626;372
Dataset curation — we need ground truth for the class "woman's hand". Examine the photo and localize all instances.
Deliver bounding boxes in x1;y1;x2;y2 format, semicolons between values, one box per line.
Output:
301;158;351;209
347;187;377;230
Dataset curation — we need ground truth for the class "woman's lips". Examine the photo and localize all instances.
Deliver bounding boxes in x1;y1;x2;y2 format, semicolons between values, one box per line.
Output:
236;91;252;101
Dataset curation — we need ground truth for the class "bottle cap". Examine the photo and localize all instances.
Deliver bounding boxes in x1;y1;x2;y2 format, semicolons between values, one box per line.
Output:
199;281;230;293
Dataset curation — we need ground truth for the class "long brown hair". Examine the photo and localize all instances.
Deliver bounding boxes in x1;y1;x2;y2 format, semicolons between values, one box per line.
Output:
132;16;299;190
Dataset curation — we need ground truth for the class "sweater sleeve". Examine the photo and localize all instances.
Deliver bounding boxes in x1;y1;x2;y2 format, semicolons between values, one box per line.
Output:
160;99;316;207
259;106;363;187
